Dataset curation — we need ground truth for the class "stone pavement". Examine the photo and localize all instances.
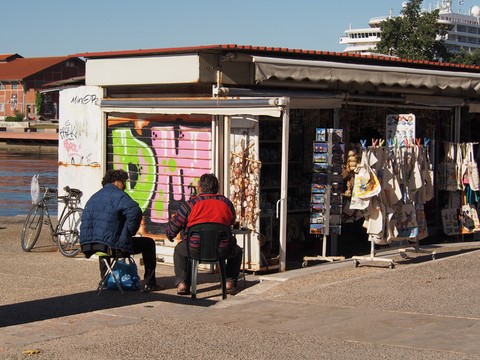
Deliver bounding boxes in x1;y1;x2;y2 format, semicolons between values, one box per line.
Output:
1;216;480;359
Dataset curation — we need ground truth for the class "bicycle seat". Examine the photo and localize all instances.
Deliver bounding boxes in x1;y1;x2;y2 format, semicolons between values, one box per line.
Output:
64;186;83;199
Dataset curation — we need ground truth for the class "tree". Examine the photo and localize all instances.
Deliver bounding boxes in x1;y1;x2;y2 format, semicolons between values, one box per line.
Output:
376;0;448;61
35;92;43;115
448;48;480;66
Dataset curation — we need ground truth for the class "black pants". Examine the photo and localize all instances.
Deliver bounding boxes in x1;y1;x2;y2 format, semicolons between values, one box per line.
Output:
173;241;242;286
99;237;157;286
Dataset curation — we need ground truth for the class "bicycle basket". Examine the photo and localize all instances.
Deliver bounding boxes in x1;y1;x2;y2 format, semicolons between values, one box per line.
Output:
30;174;41;205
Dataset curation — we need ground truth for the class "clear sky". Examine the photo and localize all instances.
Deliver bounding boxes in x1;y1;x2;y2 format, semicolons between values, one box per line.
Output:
2;0;478;57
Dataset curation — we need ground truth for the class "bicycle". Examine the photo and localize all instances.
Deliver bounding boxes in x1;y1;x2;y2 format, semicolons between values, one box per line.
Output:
21;176;84;257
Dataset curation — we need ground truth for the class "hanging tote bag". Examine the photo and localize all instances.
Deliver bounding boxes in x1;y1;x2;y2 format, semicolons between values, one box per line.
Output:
441;208;461;236
460;203;480;234
353;150;381;200
106;257;141;291
457;143;465;191
415;204;429;240
466;143;480;192
350;150;372;210
393;202;418;240
438;142;457;191
422;147;434;202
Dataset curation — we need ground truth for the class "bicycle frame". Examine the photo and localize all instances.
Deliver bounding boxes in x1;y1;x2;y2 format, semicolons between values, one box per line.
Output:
42;198;70;240
22;180;83;256
42;186;82;239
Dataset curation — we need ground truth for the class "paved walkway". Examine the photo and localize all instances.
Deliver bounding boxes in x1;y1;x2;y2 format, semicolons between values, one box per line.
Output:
1;216;480;359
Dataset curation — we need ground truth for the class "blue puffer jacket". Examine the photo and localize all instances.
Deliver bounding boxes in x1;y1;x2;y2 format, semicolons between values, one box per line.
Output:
80;183;142;254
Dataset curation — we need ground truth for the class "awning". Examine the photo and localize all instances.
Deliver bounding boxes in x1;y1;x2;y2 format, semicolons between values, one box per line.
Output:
214;87;344;109
253;56;480;92
101;98;283;117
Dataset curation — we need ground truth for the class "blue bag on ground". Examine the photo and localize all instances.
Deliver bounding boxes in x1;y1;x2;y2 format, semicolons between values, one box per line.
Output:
106;257;141;291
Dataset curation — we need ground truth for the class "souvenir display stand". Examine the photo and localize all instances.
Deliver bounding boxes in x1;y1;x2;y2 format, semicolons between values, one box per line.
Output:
351;142;396;269
439;141;480;240
398;239;436;260
351;114;435;269
352;239;396;269
302;128;345;267
393;144;436;262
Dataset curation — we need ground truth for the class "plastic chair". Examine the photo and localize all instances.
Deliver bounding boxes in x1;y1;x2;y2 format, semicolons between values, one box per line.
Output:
80;243;131;295
187;222;230;300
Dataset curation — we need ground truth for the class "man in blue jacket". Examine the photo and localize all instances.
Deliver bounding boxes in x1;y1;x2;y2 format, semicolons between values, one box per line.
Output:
80;169;161;292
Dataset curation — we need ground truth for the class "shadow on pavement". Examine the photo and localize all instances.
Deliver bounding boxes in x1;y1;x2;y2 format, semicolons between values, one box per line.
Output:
396;246;480;265
355;246;480;269
0;290;215;328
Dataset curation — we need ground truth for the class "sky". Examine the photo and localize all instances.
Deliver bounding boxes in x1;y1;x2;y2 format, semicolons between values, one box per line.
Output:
2;0;479;58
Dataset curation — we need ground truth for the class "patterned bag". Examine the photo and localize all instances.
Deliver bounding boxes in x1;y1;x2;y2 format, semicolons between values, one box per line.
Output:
438;143;457;191
416;204;429;240
441;208;460;236
460;204;480;233
466;143;480;192
353;151;381;200
392;203;418;240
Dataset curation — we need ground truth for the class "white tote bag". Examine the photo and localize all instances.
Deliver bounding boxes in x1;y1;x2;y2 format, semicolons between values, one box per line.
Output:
30;174;41;205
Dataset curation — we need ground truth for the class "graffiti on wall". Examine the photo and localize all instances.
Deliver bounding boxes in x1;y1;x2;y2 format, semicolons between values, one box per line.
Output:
59;92;102;167
108;115;212;236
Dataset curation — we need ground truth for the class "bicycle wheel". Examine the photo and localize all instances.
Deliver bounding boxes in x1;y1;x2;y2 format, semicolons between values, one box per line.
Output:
57;208;83;257
21;205;44;252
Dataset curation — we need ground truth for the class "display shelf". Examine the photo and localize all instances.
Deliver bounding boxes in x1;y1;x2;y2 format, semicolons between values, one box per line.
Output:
303;128;345;267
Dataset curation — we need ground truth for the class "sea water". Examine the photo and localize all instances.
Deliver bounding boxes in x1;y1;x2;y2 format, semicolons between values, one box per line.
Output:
0;152;58;216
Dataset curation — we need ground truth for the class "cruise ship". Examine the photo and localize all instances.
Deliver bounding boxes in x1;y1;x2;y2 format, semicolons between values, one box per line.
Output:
339;0;480;54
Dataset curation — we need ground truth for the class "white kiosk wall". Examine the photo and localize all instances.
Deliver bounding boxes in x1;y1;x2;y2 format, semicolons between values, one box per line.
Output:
58;86;104;208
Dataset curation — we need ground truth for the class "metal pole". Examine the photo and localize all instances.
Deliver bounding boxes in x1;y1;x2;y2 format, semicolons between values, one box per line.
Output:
278;97;290;272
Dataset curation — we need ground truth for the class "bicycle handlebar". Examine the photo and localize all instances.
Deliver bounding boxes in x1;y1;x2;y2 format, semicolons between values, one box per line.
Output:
39;185;82;201
40;186;57;195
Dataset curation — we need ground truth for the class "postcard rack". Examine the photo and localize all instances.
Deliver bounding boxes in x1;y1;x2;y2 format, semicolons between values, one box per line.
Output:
302;128;345;267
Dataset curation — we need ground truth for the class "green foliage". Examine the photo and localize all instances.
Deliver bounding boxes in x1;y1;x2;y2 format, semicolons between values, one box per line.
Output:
5;112;23;122
448;48;480;65
376;0;448;61
35;92;43;114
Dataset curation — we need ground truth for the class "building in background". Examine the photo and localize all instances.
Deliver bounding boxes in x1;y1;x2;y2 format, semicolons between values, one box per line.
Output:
0;54;85;121
340;0;480;55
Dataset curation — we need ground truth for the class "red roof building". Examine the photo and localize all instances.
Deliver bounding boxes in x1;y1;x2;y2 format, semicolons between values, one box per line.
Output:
0;55;85;120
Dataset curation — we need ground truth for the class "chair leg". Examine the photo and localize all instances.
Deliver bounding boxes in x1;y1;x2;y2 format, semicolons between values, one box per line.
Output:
191;259;198;299
97;258;124;295
218;260;227;300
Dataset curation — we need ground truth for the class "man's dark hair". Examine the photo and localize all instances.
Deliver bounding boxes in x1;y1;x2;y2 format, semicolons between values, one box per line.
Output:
102;169;129;187
199;173;218;194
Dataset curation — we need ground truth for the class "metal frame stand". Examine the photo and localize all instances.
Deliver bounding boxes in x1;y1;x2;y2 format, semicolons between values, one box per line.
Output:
302;234;345;267
352;240;396;269
398;238;436;260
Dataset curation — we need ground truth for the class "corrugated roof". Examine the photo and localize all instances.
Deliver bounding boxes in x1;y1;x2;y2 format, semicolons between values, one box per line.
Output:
71;44;480;72
0;56;75;81
42;76;85;88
